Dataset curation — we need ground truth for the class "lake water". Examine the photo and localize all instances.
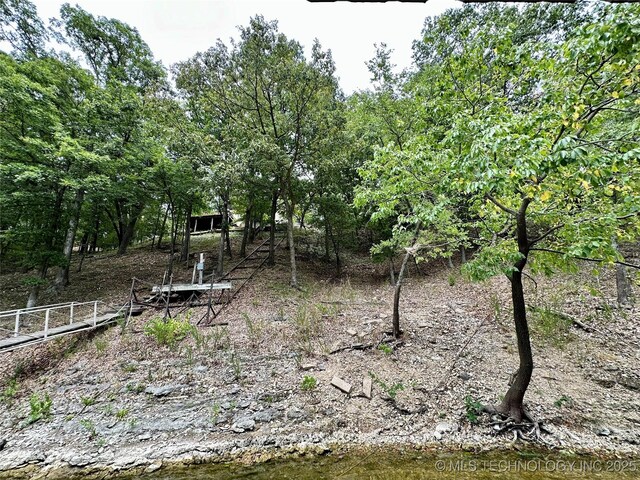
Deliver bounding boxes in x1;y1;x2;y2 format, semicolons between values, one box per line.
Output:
128;450;639;480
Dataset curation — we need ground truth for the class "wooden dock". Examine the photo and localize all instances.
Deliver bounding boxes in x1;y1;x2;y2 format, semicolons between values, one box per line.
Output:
151;282;232;294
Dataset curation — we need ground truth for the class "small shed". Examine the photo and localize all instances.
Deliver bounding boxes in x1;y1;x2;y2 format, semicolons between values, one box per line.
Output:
190;214;223;233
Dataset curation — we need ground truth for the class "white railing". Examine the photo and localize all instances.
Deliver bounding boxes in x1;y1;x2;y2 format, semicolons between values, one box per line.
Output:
0;300;116;341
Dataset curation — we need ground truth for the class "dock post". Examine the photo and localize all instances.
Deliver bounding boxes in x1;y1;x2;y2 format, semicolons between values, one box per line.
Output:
14;310;20;337
198;253;205;285
44;309;50;339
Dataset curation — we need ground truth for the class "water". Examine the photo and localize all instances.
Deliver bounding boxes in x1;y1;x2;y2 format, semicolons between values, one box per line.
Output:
126;450;639;480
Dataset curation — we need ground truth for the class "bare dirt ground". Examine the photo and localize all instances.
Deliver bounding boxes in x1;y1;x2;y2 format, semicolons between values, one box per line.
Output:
0;233;638;478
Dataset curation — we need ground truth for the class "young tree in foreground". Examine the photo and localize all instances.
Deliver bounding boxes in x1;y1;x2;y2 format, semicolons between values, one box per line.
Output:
363;3;640;421
430;4;639;421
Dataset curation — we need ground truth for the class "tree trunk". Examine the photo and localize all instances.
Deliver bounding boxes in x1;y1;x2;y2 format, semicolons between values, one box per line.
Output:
298;203;310;229
217;198;228;278
461;245;467;264
616;263;633;305
498;268;533;422
240;206;252;258
157;206;169;250
392;222;421;338
150;206;162;248
117;217;137;255
268;190;278;266
249;216;257;243
498;199;533;422
389;258;396;285
27;263;48;308
328;224;342;277
180;203;192;262
89;216;99;253
284;196;298;288
54;189;85;290
167;205;180;278
225;203;232;259
324;220;331;262
76;232;89;273
28;187;66;306
79;233;89;254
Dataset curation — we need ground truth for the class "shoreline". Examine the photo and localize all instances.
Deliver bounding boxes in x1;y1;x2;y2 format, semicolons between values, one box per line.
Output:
2;429;639;479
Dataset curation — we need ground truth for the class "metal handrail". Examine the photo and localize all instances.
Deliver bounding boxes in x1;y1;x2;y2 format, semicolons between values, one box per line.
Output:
0;301;103;318
1;299;133;353
0;300;108;339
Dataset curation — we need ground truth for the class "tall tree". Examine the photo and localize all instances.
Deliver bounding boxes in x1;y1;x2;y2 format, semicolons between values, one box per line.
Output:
55;4;166;255
175;17;343;287
0;0;48;58
0;52;106;304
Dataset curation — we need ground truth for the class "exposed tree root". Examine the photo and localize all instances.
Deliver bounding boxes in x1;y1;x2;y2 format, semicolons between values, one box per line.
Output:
482;406;553;444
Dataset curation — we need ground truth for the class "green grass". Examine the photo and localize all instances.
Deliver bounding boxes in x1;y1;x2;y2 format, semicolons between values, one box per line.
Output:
554;394;573;408
120;363;138;373
528;305;574;347
300;375;318;391
210;402;221;424
242;312;264;346
94;338;108;354
26;392;52;425
115;408;129;420
293;305;323;355
1;379;18;404
79;419;97;439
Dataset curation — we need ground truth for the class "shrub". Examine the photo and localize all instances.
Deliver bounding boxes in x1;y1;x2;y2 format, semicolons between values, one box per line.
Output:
464;395;483;424
369;372;404;399
144;314;194;348
1;379;18;404
79;419;97;439
27;392;52;424
554;394;573;408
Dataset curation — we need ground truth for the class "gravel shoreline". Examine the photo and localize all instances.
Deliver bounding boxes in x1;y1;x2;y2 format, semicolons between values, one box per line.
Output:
1;429;639;480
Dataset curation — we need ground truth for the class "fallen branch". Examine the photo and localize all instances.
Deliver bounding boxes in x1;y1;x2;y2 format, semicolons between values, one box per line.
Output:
319;300;385;306
527;305;594;332
330;343;374;354
382;397;429;416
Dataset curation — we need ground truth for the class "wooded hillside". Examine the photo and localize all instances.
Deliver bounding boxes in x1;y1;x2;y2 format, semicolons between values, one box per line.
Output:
1;0;638;439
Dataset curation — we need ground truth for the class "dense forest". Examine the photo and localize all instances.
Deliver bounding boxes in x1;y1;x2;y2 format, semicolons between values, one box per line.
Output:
1;0;639;431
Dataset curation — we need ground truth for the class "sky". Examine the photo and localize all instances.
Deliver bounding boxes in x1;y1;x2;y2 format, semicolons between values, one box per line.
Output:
27;0;460;94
